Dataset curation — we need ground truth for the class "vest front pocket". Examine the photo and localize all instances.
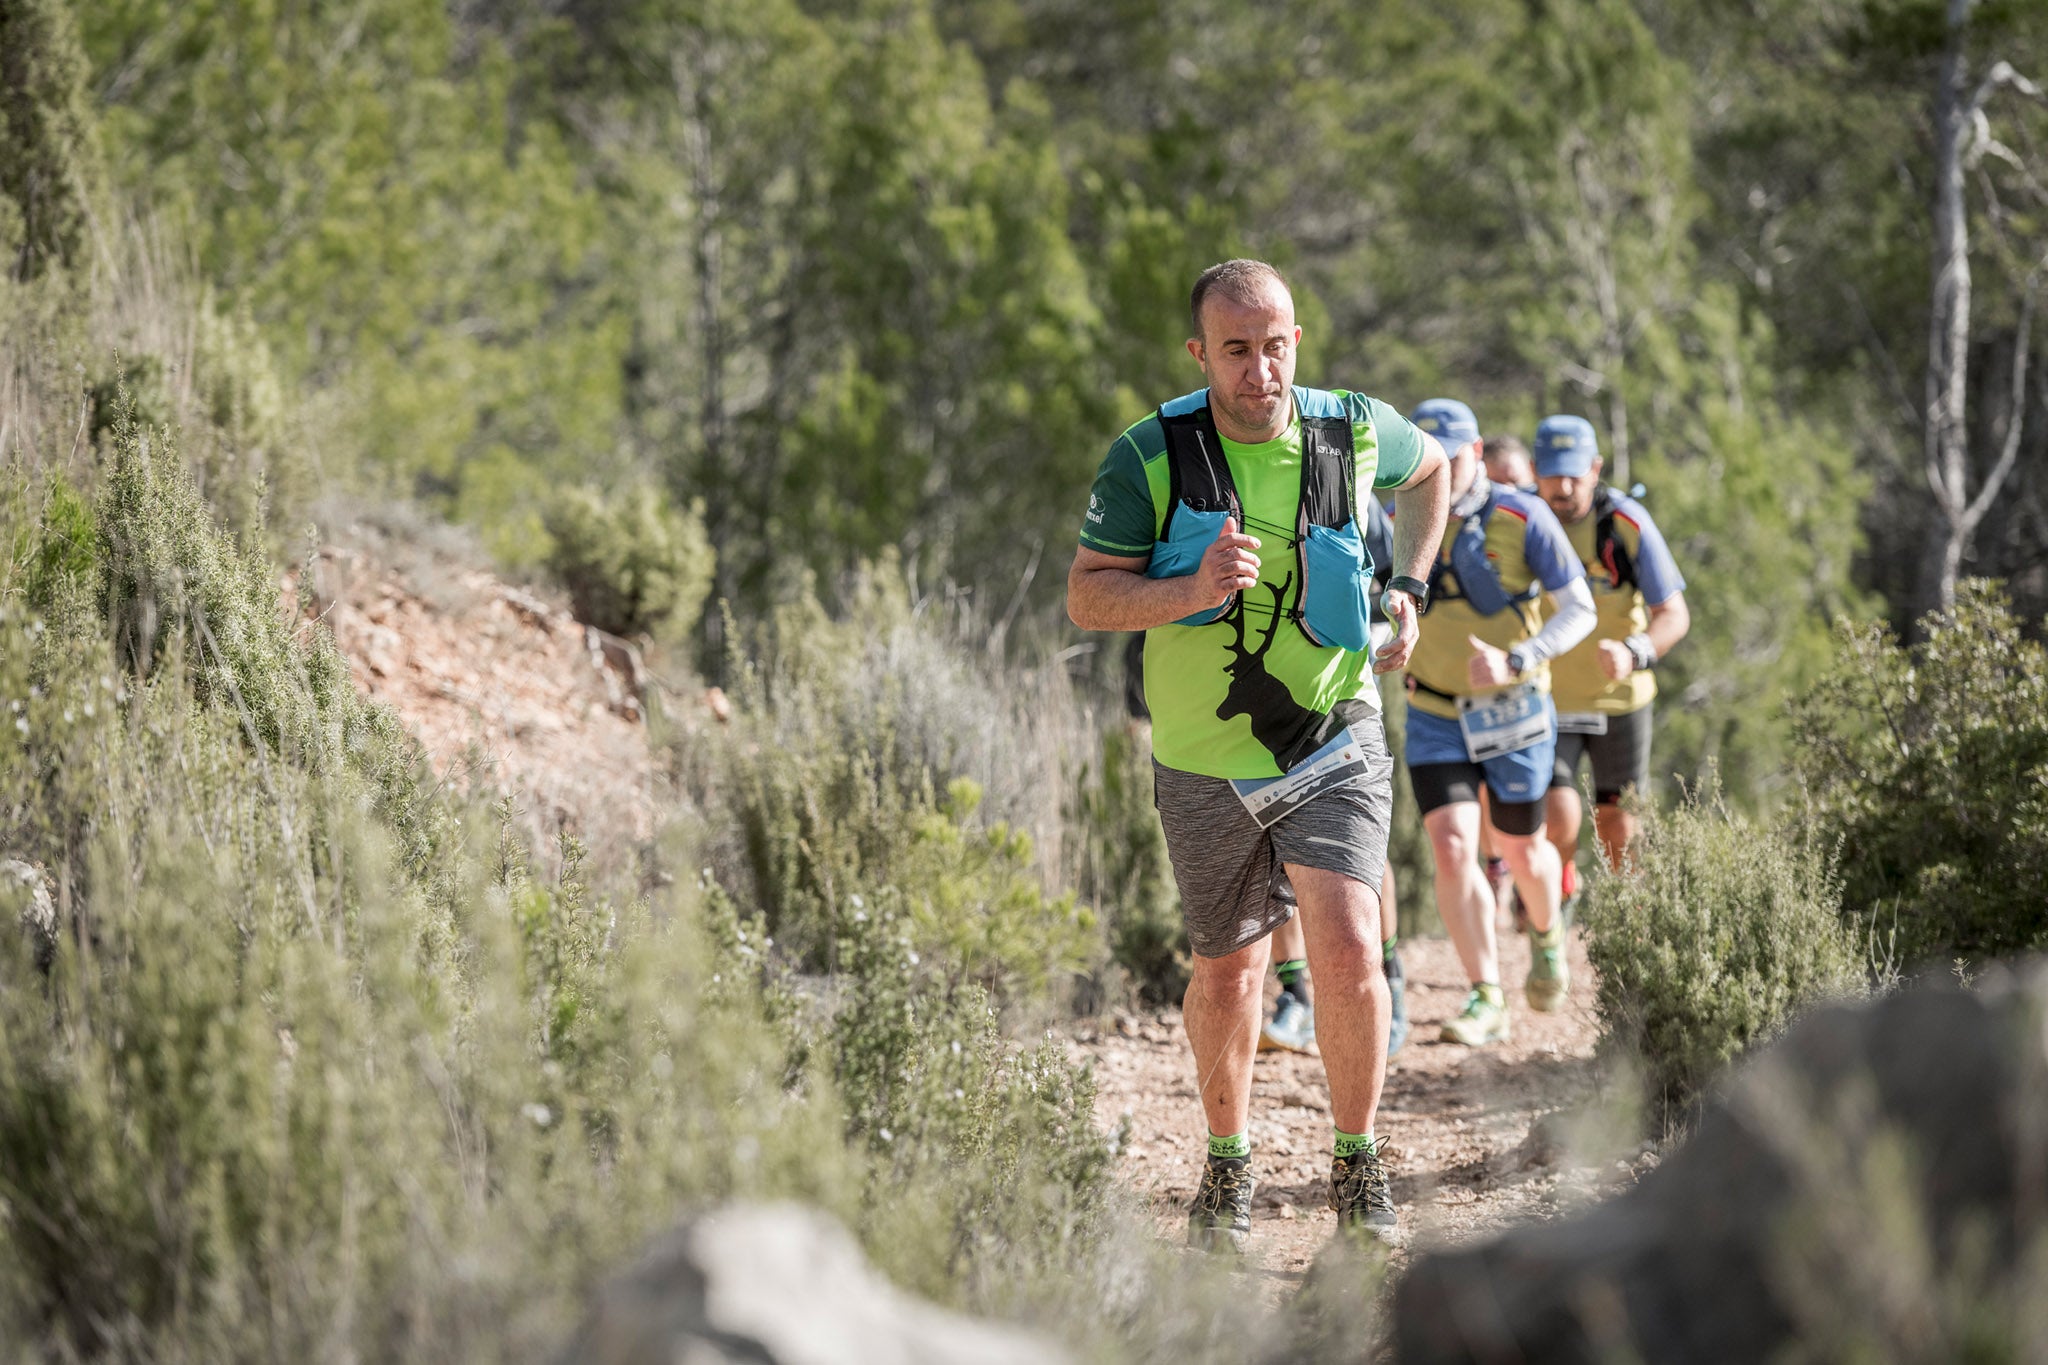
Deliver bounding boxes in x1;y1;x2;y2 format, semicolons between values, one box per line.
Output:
1300;521;1371;651
1147;504;1233;625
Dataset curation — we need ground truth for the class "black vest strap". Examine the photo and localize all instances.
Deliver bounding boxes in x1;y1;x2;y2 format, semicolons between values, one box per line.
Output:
1158;408;1237;540
1593;485;1639;591
1296;416;1356;535
1156;405;1354;542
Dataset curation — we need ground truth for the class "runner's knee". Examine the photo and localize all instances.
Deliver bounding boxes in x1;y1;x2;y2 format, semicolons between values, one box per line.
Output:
1188;953;1264;1007
1492;829;1555;874
1428;820;1478;866
1307;931;1385;990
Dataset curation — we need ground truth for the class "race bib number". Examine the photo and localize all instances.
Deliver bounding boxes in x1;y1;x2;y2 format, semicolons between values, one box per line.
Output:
1230;726;1370;830
1458;684;1552;762
1555;711;1609;737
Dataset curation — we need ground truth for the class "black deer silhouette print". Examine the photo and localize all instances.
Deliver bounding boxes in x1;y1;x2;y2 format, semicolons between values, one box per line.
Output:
1215;573;1323;766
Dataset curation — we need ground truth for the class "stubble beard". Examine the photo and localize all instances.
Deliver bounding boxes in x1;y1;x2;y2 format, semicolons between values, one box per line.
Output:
1215;389;1286;440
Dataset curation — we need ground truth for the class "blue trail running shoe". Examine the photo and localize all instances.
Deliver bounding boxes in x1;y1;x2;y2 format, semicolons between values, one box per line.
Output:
1259;989;1317;1054
1386;943;1409;1057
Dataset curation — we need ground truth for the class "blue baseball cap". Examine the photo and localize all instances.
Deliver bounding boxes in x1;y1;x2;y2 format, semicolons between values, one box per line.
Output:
1409;399;1480;452
1534;415;1600;478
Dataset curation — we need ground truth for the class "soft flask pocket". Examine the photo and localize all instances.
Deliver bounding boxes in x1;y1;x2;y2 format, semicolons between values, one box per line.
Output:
1300;521;1371;650
1147;503;1233;625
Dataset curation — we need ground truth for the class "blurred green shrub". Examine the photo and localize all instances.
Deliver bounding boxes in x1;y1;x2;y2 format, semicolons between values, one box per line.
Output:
543;484;713;643
1070;725;1185;1004
0;418;1151;1358
1793;581;2048;966
688;563;1104;1008
1581;781;1864;1114
0;438;862;1356
826;888;1112;1307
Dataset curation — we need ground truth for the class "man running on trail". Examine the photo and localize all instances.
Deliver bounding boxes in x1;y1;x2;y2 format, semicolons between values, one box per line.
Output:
1067;259;1450;1251
1534;415;1690;871
1401;400;1595;1047
1473;433;1536;919
1262;495;1410;1060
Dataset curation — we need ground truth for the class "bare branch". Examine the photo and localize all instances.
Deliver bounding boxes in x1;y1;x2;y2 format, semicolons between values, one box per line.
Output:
1976;138;2048;208
1968;60;2046;122
1961;266;2044;532
1558;361;1607;395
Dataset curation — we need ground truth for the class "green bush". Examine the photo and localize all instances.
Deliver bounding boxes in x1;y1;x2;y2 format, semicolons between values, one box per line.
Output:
0;420;1114;1359
1581;782;1865;1114
824;889;1113;1308
0;424;873;1359
686;563;1104;1007
543;484;714;643
1793;582;2048;966
1071;724;1186;1004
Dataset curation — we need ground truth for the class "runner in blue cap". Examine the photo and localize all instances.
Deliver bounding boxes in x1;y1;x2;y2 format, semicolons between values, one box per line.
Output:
1401;402;1597;1045
1533;415;1690;873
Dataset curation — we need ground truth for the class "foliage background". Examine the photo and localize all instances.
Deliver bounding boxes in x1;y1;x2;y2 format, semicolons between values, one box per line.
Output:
6;0;2048;1355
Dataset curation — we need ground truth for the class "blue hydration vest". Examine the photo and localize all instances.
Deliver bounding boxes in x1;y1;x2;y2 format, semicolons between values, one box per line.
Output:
1429;483;1542;617
1142;386;1375;652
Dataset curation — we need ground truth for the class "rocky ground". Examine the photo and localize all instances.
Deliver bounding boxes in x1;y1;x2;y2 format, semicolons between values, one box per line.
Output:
292;507;666;858
1073;929;1652;1301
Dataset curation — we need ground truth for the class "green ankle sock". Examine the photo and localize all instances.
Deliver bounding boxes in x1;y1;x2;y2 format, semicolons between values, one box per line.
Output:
1208;1131;1250;1161
1275;957;1308;993
1382;934;1398;956
1333;1129;1376;1159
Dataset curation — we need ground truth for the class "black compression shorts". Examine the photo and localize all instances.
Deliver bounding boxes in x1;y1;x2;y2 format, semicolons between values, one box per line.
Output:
1550;702;1653;804
1407;763;1547;836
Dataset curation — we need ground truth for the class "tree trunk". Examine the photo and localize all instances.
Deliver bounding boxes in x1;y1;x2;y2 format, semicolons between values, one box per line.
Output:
1922;0;1977;624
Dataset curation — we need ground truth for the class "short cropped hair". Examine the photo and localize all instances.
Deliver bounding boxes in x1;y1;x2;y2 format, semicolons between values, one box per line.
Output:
1484;435;1532;469
1189;259;1291;340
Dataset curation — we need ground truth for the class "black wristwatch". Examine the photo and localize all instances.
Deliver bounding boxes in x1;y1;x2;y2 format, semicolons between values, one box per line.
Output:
1505;646;1532;677
1385;574;1430;612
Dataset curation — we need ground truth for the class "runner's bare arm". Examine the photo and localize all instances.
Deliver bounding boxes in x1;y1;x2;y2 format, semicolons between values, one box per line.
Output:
1646;591;1690;656
1067;516;1263;632
1373;434;1451;675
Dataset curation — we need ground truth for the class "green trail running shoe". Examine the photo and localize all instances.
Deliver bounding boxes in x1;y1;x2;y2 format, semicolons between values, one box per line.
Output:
1526;917;1570;1013
1330;1143;1398;1234
1441;987;1511;1046
1187;1157;1255;1253
1260;989;1317;1054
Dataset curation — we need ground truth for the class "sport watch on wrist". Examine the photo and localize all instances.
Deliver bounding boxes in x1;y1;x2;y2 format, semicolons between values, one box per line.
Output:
1385;574;1430;612
1624;632;1659;671
1505;646;1532;677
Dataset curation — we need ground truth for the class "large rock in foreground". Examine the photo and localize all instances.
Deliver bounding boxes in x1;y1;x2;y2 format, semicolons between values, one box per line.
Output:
1396;964;2048;1364
559;1203;1067;1365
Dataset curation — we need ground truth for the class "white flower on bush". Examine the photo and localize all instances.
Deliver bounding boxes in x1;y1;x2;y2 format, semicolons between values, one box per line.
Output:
521;1102;554;1128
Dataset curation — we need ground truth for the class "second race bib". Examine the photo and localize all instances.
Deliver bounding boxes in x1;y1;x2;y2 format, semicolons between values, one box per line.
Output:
1555;711;1609;737
1457;684;1552;762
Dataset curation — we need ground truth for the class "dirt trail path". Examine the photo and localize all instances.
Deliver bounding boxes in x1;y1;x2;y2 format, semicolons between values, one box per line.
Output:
1074;928;1636;1299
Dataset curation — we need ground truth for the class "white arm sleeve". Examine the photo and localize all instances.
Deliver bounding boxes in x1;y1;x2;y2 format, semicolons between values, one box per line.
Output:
1518;576;1597;665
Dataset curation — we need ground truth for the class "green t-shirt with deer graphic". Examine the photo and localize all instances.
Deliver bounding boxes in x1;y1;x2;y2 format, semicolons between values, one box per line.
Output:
1079;387;1426;778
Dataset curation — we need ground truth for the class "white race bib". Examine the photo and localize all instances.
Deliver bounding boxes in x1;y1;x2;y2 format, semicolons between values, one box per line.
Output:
1457;684;1552;762
1229;726;1371;830
1555;711;1609;737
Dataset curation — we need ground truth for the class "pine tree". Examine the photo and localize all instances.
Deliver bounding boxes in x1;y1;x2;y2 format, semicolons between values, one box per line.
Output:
0;0;102;280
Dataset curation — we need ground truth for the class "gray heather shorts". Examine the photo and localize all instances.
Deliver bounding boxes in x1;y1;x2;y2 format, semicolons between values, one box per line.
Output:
1153;716;1395;959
